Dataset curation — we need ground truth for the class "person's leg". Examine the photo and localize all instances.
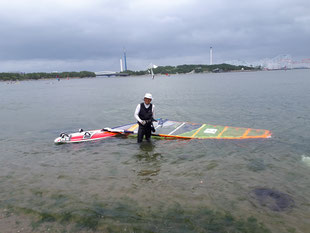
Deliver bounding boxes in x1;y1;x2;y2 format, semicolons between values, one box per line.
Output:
145;125;152;142
137;125;144;143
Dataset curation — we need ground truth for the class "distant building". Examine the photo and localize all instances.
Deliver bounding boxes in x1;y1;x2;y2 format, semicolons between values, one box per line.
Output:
120;59;123;72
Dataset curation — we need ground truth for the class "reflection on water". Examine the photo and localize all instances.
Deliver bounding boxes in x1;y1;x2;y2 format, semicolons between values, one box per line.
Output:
139;140;156;153
135;141;162;181
1;70;310;232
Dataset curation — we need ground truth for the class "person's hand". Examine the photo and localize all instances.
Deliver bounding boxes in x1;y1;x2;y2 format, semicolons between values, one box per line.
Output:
141;120;146;125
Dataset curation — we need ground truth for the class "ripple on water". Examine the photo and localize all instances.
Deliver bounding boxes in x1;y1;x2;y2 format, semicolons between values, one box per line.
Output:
247;158;266;172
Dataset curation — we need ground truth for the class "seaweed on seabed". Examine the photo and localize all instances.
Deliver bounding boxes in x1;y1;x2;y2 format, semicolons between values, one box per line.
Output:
5;201;272;232
58;202;272;232
73;201;142;231
74;208;101;230
139;205;271;233
247;158;266;172
250;188;295;212
193;209;271;233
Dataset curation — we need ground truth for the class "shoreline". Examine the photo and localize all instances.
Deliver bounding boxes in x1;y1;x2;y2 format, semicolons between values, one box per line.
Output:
1;68;308;82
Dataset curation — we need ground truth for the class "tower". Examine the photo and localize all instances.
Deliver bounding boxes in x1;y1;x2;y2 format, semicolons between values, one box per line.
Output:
123;49;127;71
210;47;213;65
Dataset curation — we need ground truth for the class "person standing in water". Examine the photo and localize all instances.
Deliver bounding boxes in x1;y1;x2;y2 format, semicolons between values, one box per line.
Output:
134;93;155;143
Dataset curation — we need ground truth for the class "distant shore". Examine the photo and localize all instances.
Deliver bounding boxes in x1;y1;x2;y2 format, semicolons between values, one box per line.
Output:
1;64;261;81
2;67;308;82
0;71;96;82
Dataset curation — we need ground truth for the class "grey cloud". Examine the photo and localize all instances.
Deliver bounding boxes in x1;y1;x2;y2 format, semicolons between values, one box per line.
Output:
0;0;309;72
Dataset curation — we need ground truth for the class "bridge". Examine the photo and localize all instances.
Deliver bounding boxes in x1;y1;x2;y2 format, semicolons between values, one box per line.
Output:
95;71;129;77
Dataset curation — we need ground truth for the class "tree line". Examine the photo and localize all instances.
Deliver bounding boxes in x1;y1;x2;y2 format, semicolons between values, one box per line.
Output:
1;64;259;81
0;71;96;81
125;63;259;76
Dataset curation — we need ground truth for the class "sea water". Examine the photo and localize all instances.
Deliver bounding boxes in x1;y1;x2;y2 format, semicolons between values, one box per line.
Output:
0;70;309;232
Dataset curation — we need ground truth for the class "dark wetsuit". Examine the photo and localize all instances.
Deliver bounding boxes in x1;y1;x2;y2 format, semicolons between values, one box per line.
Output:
137;103;153;143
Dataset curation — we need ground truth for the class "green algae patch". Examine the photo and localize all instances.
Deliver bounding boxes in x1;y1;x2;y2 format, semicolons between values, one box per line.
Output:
206;161;218;170
152;207;271;233
3;201;272;233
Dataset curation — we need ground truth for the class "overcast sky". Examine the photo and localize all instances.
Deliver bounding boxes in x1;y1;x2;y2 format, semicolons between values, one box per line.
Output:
0;0;309;72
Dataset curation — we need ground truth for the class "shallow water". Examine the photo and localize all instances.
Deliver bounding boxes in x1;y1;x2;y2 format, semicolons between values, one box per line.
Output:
1;70;310;232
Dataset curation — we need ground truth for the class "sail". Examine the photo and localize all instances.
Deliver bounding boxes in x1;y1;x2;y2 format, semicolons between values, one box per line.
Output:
149;63;157;79
111;119;272;140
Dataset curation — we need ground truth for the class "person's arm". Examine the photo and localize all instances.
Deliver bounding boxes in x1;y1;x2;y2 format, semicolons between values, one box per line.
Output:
134;104;143;124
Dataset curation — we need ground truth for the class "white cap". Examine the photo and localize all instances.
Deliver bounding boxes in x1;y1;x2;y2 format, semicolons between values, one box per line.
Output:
144;93;152;99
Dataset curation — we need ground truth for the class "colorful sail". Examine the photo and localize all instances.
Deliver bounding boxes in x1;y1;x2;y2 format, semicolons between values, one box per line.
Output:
109;119;272;140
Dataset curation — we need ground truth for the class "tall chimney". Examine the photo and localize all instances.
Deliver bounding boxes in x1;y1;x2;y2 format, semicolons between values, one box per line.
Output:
123;49;127;71
210;47;213;65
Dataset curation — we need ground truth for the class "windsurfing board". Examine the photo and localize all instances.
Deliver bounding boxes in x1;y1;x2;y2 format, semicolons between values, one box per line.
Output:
54;129;117;144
